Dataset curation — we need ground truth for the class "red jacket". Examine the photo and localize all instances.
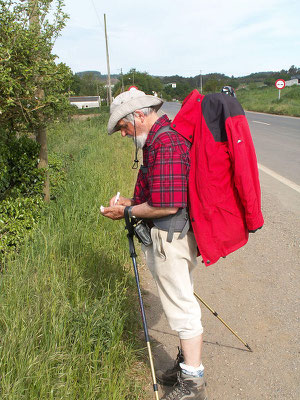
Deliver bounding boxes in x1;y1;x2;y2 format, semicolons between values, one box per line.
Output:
171;90;264;266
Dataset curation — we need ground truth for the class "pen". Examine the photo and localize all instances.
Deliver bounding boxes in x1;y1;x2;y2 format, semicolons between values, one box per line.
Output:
114;192;120;205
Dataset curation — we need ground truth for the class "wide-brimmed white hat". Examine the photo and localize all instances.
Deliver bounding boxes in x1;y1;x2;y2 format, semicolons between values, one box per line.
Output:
107;88;163;134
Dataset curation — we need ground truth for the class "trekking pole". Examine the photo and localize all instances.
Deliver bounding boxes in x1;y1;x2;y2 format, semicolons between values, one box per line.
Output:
124;209;159;400
194;292;252;352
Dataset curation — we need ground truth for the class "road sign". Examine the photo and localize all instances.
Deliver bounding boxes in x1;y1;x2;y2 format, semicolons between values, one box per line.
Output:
275;79;286;89
275;79;285;100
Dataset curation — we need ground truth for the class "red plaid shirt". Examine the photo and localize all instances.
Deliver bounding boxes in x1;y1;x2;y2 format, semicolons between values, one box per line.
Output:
133;115;191;208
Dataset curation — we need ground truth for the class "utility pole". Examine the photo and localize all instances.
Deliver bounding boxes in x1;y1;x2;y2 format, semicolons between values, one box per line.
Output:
121;68;124;92
200;70;203;94
104;13;112;105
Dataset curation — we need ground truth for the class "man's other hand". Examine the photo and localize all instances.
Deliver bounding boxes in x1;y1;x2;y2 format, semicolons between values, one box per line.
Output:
109;195;133;207
249;226;263;233
101;205;125;220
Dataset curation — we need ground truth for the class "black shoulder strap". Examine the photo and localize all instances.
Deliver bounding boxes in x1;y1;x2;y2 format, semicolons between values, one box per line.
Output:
149;125;175;146
140;125;174;174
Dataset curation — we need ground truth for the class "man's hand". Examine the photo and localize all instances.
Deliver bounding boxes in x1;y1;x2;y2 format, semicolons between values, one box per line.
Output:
101;205;125;220
101;201;178;221
249;226;263;233
109;195;133;207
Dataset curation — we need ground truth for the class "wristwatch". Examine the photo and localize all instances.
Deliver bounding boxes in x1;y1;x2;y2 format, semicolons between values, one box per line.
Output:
127;206;134;218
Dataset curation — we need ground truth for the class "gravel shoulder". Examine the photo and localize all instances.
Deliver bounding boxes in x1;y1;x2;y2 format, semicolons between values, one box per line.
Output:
138;172;300;399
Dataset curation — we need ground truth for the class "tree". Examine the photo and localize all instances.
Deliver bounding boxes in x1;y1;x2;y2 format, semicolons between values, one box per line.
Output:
203;79;219;93
70;73;82;96
0;0;72;201
264;70;291;87
76;72;106;97
288;65;298;76
163;81;191;101
113;70;164;97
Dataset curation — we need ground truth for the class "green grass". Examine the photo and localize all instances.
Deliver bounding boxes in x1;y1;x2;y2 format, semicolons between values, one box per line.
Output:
0;113;148;399
71;105;109;115
237;85;300;117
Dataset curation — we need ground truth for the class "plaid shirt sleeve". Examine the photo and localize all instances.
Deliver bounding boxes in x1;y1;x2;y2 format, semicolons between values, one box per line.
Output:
134;126;190;208
134;168;149;205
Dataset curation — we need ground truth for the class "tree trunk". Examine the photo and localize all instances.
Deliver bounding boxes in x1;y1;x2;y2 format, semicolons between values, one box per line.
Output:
28;0;50;202
36;124;50;202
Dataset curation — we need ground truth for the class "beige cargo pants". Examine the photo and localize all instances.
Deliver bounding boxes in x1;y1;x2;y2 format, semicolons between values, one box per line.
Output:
142;227;203;340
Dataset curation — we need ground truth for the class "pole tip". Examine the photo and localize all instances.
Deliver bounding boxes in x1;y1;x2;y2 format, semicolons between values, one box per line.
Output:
246;344;253;352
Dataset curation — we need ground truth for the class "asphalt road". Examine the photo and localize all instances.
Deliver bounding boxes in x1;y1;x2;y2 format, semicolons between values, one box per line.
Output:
160;102;300;217
161;102;300;186
140;102;300;399
246;111;300;186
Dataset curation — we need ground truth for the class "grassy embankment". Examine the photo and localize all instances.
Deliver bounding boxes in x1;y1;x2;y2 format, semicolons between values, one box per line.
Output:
0;113;148;399
237;85;300;117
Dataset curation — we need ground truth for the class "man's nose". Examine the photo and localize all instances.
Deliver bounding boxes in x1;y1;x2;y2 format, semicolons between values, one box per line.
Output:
120;129;127;137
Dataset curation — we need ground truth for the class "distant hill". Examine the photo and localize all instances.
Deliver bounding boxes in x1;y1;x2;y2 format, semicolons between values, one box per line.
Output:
76;71;102;78
76;71;120;81
74;67;298;96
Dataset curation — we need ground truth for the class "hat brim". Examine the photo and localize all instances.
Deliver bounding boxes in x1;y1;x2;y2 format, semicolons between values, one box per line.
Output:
107;95;163;135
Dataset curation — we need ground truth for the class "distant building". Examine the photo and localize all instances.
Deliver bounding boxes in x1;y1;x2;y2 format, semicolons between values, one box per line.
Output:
165;82;177;89
285;75;300;86
69;96;101;109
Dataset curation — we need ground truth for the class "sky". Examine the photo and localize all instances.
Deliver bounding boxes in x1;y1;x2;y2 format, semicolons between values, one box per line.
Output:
52;0;300;78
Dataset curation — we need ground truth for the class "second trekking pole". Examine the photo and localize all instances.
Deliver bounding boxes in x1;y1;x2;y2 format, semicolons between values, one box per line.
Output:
124;208;159;400
194;292;252;351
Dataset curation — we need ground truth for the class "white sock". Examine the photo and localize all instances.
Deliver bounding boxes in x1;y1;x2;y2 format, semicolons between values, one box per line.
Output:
179;362;204;377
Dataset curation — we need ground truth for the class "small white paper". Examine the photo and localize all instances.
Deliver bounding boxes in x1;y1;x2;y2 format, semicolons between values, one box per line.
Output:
100;205;104;213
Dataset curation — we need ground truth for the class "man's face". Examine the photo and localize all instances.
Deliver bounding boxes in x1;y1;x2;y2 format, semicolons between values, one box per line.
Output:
116;119;135;138
117;114;149;149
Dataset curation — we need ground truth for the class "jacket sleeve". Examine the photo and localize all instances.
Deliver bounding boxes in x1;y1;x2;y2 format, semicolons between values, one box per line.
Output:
225;112;264;231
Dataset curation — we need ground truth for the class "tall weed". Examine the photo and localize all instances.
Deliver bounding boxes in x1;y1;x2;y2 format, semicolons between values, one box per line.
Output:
0;114;146;399
237;85;300;116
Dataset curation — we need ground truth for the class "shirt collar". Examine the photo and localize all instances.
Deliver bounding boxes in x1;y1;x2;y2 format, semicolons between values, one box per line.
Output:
144;114;171;148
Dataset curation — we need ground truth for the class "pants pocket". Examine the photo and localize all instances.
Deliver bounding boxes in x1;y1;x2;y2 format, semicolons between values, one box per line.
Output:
151;228;166;260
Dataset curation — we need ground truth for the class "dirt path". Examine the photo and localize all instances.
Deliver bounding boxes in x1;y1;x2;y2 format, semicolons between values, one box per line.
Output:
139;174;300;399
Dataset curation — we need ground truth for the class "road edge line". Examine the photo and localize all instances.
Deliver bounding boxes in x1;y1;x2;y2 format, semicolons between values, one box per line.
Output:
258;163;300;194
246;110;300;119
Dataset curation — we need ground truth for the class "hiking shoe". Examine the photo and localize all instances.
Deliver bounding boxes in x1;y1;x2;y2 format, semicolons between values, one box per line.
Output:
156;347;184;386
161;371;208;400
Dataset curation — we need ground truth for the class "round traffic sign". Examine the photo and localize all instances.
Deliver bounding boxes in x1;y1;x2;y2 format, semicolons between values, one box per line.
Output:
275;79;286;89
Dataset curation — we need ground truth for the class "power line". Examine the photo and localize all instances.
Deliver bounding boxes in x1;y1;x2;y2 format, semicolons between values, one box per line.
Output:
90;0;104;31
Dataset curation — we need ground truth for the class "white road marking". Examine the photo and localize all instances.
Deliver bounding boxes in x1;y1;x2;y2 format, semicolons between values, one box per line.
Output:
258;163;300;194
246;110;300;120
252;120;271;126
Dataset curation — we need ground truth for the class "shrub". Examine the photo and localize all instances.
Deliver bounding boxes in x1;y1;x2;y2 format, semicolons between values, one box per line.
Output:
282;86;300;100
0;131;70;265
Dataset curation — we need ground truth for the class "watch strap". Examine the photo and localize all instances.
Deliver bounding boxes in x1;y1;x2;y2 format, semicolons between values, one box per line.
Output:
127;206;133;218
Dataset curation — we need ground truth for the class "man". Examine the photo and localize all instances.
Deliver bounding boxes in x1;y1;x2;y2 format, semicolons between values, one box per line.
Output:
101;87;208;400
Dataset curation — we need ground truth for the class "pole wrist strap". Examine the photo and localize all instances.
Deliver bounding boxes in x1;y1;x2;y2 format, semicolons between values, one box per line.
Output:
124;206;134;236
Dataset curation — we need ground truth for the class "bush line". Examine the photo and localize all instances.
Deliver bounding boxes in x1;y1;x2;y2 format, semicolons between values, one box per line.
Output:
0;113;148;399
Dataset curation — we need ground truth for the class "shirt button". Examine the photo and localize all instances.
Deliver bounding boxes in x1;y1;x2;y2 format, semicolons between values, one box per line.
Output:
189;135;192;139
173;124;176;128
206;260;211;264
191;218;195;222
197;98;201;102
